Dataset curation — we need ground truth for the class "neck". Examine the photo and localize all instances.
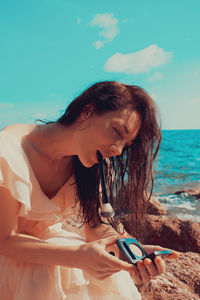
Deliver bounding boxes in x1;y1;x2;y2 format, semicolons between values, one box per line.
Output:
26;122;77;162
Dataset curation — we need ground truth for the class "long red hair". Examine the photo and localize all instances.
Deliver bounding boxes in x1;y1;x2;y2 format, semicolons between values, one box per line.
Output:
57;81;161;241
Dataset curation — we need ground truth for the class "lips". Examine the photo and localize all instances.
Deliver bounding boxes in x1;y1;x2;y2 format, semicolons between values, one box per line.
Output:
97;149;113;159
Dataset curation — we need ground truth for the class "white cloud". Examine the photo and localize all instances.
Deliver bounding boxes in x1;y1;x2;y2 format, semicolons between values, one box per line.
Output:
93;40;105;49
147;72;164;81
0;103;14;109
90;13;119;49
104;45;172;74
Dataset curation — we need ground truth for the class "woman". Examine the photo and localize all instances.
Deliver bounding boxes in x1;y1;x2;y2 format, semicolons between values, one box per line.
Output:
0;81;179;299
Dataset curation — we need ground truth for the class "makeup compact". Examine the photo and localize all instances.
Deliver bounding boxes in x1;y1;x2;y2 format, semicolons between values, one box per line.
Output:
116;238;172;265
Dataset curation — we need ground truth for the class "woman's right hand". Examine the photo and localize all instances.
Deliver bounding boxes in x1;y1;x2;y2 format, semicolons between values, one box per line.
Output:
75;236;135;280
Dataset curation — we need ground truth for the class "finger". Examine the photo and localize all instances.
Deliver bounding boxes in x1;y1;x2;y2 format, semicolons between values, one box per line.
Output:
97;265;122;274
167;251;180;259
99;274;111;280
106;244;120;257
103;268;122;274
99;273;118;280
137;260;150;284
143;258;158;277
99;269;121;277
146;245;180;259
154;256;166;274
92;272;112;281
85;266;121;280
94;270;120;280
130;269;143;285
104;251;134;272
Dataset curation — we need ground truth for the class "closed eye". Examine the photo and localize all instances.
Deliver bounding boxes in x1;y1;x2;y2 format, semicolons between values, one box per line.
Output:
112;127;123;138
112;126;134;148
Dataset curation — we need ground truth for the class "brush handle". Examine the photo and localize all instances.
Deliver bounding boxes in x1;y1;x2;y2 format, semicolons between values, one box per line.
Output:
97;151;109;204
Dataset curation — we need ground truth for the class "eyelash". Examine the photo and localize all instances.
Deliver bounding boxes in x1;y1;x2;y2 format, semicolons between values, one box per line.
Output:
112;127;123;138
112;127;134;148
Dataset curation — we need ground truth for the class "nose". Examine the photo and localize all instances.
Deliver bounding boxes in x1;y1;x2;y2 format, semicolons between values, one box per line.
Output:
109;143;124;157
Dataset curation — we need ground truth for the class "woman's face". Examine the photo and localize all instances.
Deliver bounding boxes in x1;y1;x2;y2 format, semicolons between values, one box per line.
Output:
74;106;141;168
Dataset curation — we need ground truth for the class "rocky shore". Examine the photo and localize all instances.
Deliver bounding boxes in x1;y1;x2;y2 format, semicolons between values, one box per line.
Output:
138;251;200;300
174;187;200;200
63;192;200;299
125;196;200;300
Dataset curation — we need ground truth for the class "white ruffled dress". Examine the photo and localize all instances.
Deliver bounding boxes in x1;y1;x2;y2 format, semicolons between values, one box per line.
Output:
0;129;141;300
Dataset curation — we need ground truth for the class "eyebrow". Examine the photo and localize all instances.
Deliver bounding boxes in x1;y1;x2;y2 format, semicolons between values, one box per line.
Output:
123;124;136;146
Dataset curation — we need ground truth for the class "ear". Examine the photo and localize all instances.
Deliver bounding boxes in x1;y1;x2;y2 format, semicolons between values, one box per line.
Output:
80;104;94;121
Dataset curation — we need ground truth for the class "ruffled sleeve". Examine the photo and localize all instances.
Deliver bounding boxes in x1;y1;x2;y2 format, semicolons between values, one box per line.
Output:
0;130;60;221
0;131;32;208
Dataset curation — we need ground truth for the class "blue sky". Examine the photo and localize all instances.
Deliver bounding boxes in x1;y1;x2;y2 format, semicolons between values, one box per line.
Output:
0;0;200;129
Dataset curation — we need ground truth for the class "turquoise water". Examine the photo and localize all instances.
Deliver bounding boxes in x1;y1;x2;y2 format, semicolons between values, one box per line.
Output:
154;130;200;222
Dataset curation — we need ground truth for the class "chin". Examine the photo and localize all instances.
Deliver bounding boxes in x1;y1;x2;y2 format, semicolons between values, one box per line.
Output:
78;156;95;168
83;161;96;168
78;152;98;168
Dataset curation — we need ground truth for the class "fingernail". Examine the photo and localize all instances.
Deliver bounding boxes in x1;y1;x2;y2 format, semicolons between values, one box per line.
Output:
170;251;180;259
144;258;151;265
155;256;161;263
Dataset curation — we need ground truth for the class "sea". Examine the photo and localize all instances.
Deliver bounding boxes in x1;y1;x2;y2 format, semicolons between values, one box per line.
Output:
153;129;200;223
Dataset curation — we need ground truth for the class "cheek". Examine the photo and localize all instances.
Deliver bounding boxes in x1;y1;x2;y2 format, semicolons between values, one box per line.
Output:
96;128;112;145
79;122;112;147
79;128;99;148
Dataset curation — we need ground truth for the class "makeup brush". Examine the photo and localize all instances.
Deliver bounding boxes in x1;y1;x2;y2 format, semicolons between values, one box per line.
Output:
97;150;115;218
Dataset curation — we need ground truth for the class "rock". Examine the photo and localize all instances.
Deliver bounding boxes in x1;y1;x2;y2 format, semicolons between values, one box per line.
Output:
123;210;200;299
123;195;200;298
147;196;167;215
175;188;200;199
138;252;200;300
143;215;200;253
123;214;200;253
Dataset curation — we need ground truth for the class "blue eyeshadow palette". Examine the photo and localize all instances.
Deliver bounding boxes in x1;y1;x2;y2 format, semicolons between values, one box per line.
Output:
116;238;172;265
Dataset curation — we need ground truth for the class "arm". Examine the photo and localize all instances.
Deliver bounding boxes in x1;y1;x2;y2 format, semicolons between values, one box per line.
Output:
0;187;79;267
84;222;120;241
0;187;134;280
84;219;179;285
84;220;129;258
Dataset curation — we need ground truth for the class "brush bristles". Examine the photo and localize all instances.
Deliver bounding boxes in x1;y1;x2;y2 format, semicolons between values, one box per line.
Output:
101;203;115;218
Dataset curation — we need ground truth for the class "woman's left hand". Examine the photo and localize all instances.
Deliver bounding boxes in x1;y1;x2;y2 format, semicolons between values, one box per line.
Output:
129;244;180;285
